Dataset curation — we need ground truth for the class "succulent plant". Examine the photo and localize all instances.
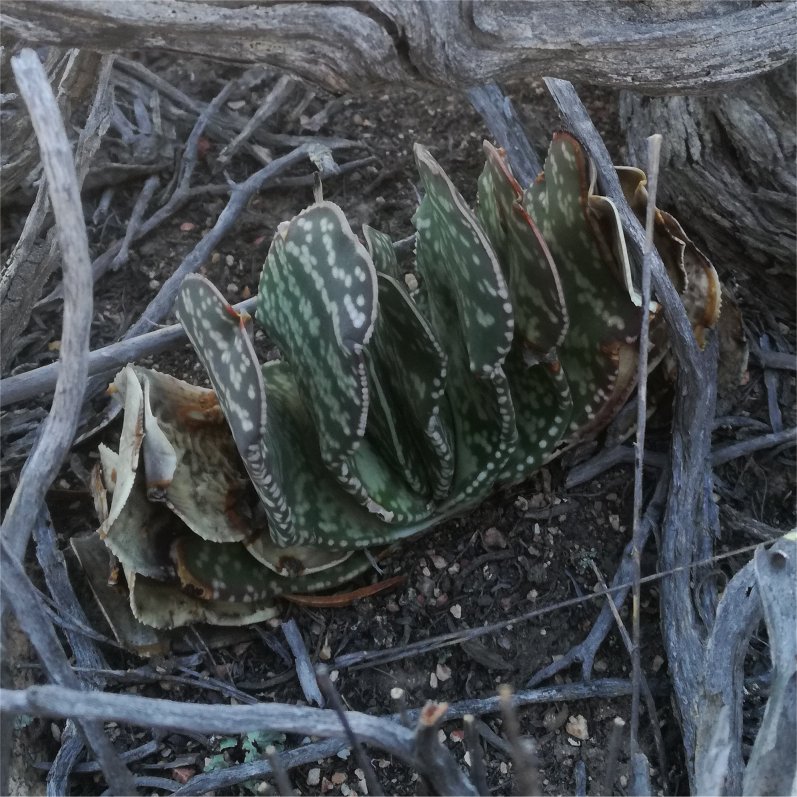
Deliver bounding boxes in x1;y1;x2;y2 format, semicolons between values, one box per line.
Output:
93;133;724;631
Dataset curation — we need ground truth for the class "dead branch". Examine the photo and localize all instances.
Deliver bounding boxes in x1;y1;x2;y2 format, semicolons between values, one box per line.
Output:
1;53;113;366
2;2;793;94
1;49;94;562
164;679;636;795
316;665;385;797
630;132;661;759
711;426;796;466
0;683;478;797
527;476;668;686
0;297;252;408
281;619;324;708
0;543;136;795
743;539;797;795
545;76;718;789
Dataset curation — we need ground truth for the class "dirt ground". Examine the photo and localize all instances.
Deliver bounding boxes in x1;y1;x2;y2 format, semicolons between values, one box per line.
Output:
2;52;794;796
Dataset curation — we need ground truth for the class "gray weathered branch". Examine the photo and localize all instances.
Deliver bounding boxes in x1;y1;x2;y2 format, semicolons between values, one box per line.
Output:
2;1;793;95
1;49;94;562
0;685;477;797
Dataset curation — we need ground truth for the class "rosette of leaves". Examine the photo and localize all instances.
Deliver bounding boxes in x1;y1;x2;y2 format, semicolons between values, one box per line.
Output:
94;133;724;631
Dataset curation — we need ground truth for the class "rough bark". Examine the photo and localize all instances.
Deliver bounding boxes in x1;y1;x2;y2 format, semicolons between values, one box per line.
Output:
620;62;796;313
1;1;793;95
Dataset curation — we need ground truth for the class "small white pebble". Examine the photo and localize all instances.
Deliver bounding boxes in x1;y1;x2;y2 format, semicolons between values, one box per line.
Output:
566;714;589;740
463;751;472;766
226;282;239;295
450;604;462;619
430;554;447;570
307;768;321;786
319;644;332;661
429;672;438;688
390;687;404;701
225;254;234;266
329;669;339;683
609;514;620;531
437;729;446;744
436;663;452;682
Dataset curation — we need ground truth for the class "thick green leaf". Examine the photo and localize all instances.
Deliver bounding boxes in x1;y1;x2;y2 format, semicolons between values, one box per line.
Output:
363;224;402;282
497;349;573;486
412;145;517;507
246;537;355;577
477;141;568;356
366;273;454;502
171;534;373;603
176;275;295;545
256;202;376;468
524;133;641;441
260;360;436;545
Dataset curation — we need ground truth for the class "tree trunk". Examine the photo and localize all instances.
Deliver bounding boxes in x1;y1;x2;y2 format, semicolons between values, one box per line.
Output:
1;1;793;94
620;62;796;317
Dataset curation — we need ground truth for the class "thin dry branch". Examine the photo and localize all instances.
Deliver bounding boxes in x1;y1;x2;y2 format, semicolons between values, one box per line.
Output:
2;1;793;93
527;476;668;686
630;133;662;756
0;543;136;795
2;49;94;562
0;684;478;797
170;678;635;795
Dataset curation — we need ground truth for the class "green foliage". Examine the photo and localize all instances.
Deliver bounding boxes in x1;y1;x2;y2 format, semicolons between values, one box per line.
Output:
96;133;722;629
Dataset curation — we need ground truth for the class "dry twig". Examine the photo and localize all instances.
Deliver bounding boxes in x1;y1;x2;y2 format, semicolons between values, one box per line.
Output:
2;49;94;561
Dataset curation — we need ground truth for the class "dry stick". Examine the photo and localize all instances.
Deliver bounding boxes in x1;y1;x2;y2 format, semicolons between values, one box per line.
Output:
1;684;478;797
38;73;235;306
33;506;108;795
759;336;783;433
574;759;587;797
543;79;714;781
33;507;109;684
316;665;384;797
498;685;540;797
603;717;626;796
0;542;136;796
108;174;160;272
217;74;296;166
630;133;662;760
463;714;490;797
265;745;293;797
1;153;371;408
1;49;93;563
169;679;634;796
749;338;796;371
565;445;666;488
467;83;542;185
281;619;324;708
35;739;162;775
589;563;667;791
413;703;456;796
121;143;309;343
711;427;796;466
